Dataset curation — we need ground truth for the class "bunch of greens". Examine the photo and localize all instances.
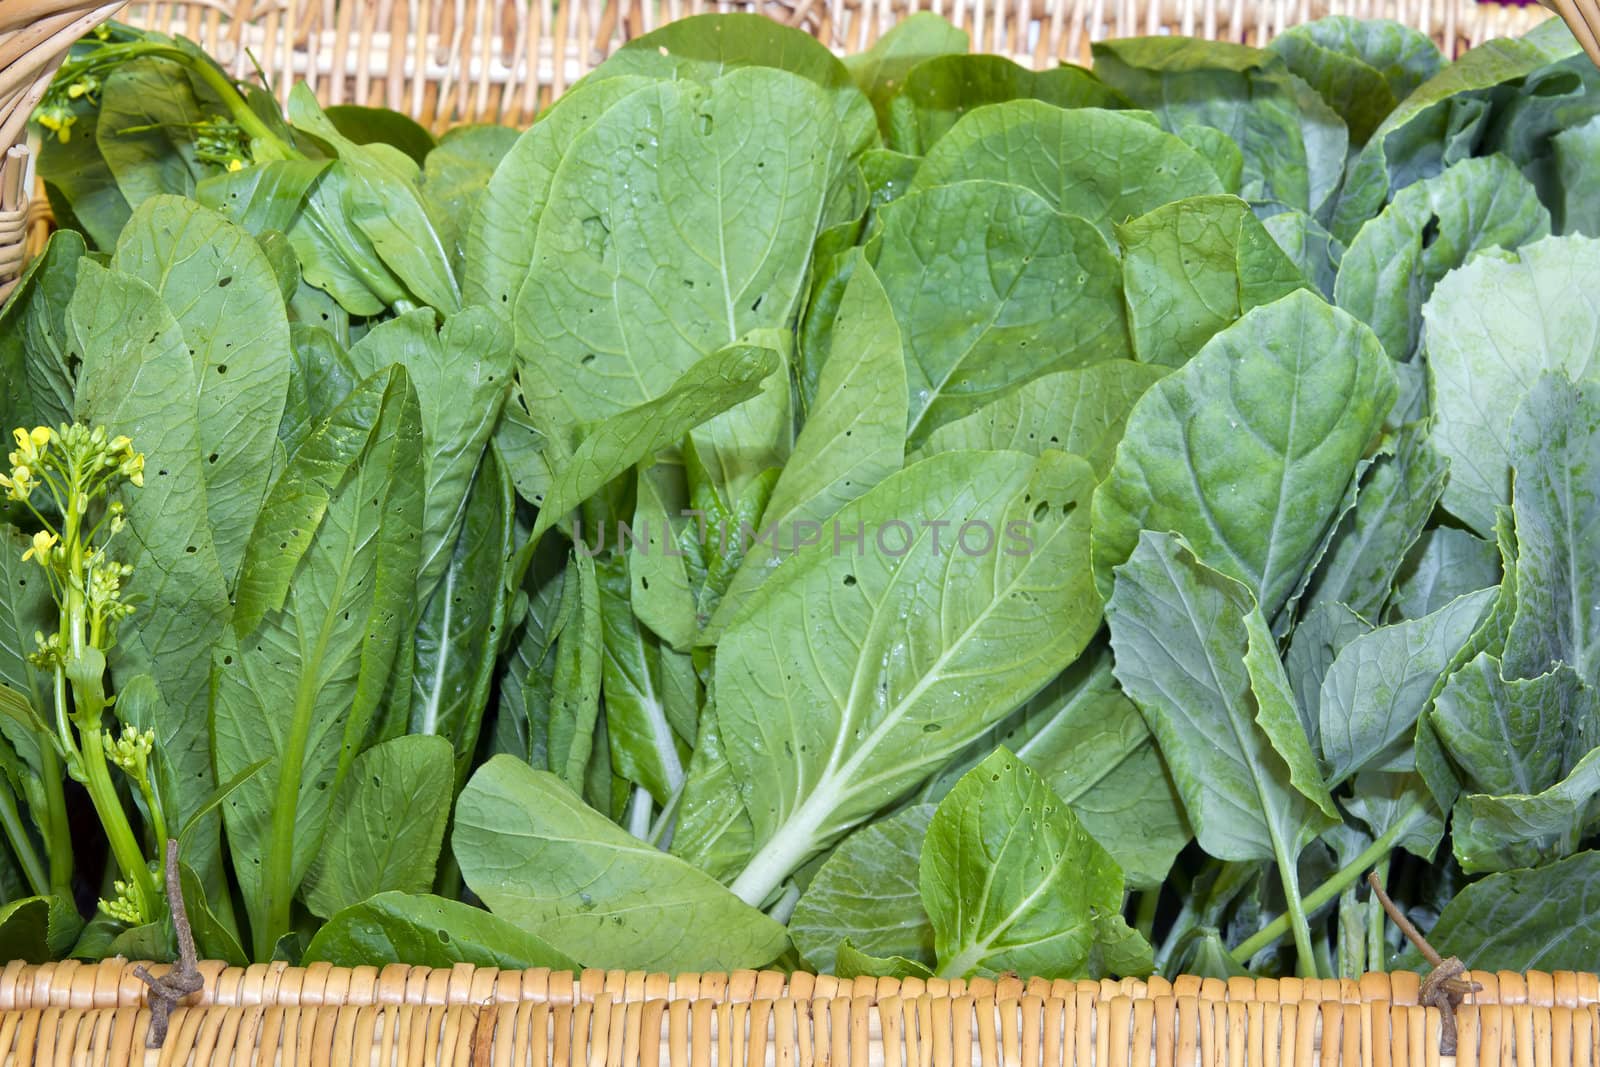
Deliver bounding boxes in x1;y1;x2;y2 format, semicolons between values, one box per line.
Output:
4;6;1600;980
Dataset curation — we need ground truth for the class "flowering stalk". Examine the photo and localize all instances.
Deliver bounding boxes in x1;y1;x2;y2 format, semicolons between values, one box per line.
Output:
35;28;290;166
5;425;160;925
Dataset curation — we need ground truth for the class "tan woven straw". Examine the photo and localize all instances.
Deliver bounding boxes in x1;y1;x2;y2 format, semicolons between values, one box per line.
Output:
0;0;1592;1062
0;963;1592;1064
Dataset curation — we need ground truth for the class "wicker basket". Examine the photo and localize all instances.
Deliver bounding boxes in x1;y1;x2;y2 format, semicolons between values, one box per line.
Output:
0;0;1588;1063
0;962;1593;1065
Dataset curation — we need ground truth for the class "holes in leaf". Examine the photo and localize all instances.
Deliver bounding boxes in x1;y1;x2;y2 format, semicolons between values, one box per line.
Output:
842;574;856;587
218;276;233;288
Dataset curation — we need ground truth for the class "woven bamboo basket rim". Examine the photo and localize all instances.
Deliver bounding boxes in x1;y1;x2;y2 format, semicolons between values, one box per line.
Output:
0;967;1597;1066
0;0;1592;1062
0;963;1595;1013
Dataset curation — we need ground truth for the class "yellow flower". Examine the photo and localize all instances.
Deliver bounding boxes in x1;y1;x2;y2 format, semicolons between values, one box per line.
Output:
122;452;145;489
6;464;35;499
11;427;44;464
20;530;57;565
227;159;244;172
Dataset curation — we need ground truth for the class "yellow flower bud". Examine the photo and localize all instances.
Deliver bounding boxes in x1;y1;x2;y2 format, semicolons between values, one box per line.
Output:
21;529;57;565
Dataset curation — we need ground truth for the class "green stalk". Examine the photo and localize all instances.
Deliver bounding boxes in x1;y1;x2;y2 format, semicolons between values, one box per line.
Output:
77;724;156;912
61;41;287;153
1367;856;1391;973
258;675;318;959
35;746;73;897
1269;830;1318;978
0;781;48;898
1231;805;1420;964
1134;889;1160;944
61;494;155;917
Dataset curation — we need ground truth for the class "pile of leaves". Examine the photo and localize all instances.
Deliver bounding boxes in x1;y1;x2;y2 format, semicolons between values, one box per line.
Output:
3;8;1600;980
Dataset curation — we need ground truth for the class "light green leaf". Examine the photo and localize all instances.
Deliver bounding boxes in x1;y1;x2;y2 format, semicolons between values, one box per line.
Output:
835;940;935;979
1433;654;1598;799
1318;589;1496;784
1344;772;1445;861
453;756;789;971
920;644;1189;889
409;450;516;783
910;102;1222;242
596;555;694;805
1090;39;1347;217
1266;17;1443;146
1502;373;1600;684
110;195;293;585
287;85;461;314
584;13;854;89
279;325;359;462
841;12;969;132
1092;289;1397;622
347;307;513;601
0;230;84;434
302;736;454;919
1552;113;1600;236
1453;739;1600;873
669;703;757;883
874;180;1132;444
1334;155;1549;361
628;464;701;652
463;75;652;310
531;344;780;541
885;54;1125;155
720;449;1104;907
1262;210;1344;298
516;68;872;440
178;863;248;966
1395;851;1600;971
922;749;1152;979
1285;603;1374;752
1390;527;1501;622
1106;531;1338;863
418;125;517;268
212;366;424;959
1116;194;1309;368
303;891;581;970
1331;26;1580;241
547;552;603;793
913;361;1166;478
96;57;214;211
1427;236;1600;538
195;159;329;237
1302;424;1448;621
790;804;935;973
709;261;908;637
687;336;793;506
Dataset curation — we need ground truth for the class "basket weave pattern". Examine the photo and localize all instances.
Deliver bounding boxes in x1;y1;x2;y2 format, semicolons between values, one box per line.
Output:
113;0;1550;130
0;964;1594;1064
0;0;1587;1063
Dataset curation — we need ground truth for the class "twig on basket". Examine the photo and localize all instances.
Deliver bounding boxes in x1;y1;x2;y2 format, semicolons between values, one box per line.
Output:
1367;871;1482;1057
132;839;204;1048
